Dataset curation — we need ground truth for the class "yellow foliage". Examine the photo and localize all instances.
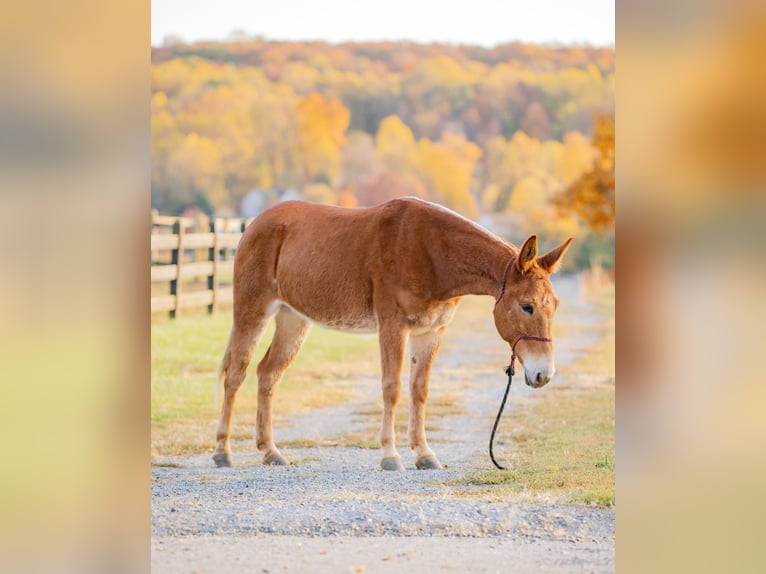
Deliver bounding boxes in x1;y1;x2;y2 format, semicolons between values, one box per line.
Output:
556;131;597;185
508;176;546;213
540;210;581;239
295;93;350;185
481;184;501;211
281;61;321;93
376;115;418;173
411;55;478;88
554;115;615;233
302;183;338;206
485;131;549;211
418;132;481;219
151;91;168;112
166;132;227;207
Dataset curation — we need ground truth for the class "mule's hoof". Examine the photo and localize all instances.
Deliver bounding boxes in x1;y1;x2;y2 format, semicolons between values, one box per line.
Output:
213;453;233;468
263;452;289;466
381;456;404;471
415;454;443;470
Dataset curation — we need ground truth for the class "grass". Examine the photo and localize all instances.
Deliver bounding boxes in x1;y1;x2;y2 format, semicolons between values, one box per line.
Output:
152;312;380;457
458;285;615;507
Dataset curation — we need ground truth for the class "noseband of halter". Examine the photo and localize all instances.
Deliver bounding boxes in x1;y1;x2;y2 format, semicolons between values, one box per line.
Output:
507;333;552;376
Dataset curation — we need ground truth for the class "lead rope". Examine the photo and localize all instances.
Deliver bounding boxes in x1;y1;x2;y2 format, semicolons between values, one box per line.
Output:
489;334;551;470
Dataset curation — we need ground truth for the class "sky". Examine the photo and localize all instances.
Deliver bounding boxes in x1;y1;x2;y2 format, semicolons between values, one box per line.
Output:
151;0;614;47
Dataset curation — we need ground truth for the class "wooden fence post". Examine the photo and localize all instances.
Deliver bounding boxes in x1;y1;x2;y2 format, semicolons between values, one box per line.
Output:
150;209;157;266
208;220;218;315
169;220;184;319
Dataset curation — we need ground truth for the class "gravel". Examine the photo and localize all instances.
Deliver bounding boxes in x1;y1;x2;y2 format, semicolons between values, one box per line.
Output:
153;450;613;541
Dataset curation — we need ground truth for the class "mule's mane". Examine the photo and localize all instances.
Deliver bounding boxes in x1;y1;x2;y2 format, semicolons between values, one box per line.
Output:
403;196;518;254
391;197;517;301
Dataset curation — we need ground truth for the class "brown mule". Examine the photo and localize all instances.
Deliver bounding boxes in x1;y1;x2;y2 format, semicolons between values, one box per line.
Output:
213;197;572;470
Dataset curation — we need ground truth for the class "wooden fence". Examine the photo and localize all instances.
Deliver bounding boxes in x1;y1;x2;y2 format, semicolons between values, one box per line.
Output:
151;212;254;319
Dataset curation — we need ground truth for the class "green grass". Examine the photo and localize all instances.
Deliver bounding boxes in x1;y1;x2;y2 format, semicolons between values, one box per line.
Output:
458;286;615;507
152;312;380;457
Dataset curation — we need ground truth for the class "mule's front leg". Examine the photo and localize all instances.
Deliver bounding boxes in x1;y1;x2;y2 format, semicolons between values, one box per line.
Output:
408;328;446;470
378;323;407;471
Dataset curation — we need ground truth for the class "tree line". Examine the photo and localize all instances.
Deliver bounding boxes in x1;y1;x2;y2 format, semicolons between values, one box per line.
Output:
152;39;614;268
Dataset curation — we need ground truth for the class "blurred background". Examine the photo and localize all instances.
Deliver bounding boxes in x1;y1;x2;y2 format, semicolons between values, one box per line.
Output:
3;0;765;572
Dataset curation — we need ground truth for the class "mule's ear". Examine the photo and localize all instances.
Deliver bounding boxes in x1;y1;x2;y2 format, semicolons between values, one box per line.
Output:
538;237;573;274
516;235;538;274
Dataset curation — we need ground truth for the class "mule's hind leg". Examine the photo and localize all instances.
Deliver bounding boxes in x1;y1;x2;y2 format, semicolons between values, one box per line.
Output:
214;303;278;467
408;328;446;470
256;305;311;466
378;323;407;471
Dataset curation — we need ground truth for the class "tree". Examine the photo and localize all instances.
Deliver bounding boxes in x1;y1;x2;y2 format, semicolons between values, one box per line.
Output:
340;131;380;189
375;115;419;174
555;130;597;185
165;132;227;212
484;131;546;212
294;93;350;186
418;132;482;218
521;101;550;141
554;115;614;233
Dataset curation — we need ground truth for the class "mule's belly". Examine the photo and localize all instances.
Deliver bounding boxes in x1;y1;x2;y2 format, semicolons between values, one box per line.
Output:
279;300;379;334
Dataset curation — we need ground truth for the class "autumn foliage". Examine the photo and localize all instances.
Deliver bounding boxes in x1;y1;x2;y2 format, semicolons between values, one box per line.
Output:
554;115;615;233
151;39;614;267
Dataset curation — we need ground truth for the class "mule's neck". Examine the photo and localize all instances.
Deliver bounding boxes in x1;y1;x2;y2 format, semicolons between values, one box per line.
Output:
431;223;516;300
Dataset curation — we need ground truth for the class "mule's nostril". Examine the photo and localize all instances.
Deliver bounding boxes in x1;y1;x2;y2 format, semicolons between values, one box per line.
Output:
536;373;551;385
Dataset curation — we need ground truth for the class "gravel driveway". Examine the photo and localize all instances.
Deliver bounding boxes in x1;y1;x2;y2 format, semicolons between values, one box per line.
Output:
152;275;614;572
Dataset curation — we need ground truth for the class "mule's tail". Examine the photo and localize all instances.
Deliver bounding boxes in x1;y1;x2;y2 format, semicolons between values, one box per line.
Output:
214;328;234;407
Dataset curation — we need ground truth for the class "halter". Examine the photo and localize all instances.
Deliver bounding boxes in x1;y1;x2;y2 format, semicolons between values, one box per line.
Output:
495;256;515;303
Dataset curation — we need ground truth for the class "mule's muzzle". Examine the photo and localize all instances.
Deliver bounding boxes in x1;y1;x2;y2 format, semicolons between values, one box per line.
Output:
525;371;552;388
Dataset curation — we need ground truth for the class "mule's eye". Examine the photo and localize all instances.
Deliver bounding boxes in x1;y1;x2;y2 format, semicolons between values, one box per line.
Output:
521;304;534;315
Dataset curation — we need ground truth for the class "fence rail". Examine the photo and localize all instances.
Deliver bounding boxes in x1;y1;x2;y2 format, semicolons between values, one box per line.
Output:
151;211;253;319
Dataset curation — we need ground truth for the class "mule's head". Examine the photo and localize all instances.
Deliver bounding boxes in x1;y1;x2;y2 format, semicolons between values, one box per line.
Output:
493;235;573;388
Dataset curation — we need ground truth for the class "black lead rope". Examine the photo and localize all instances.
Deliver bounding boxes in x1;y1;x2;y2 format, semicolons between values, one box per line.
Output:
489;334;551;470
489;362;515;470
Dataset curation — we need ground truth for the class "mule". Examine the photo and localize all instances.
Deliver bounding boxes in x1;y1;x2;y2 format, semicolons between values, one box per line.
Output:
213;197;572;470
